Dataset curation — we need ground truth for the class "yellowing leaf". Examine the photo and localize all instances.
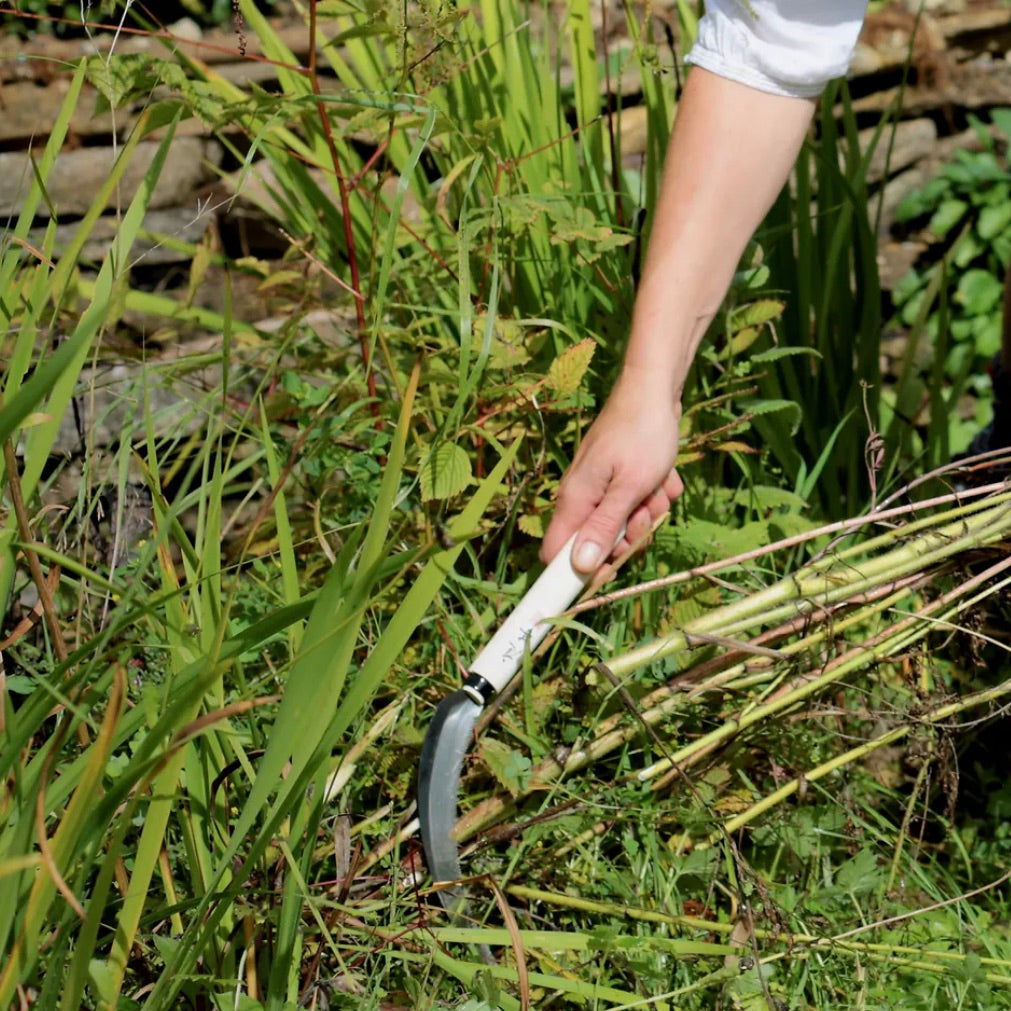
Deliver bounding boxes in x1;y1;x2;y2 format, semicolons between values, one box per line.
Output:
420;442;472;501
713;441;759;454
18;412;52;430
518;513;544;538
472;314;530;370
726;326;759;356
731;298;785;330
713;791;754;815
258;269;305;292
546;339;596;397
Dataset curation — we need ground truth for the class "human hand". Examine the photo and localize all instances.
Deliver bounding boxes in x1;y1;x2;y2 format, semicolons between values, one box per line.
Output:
540;372;684;573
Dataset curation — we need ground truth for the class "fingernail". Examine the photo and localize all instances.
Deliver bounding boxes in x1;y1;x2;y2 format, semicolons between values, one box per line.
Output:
573;540;602;572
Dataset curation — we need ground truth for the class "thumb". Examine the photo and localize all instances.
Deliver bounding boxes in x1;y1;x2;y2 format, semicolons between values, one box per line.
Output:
570;484;639;574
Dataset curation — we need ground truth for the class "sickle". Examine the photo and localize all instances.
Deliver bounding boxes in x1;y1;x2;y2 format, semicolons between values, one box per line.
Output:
417;532;592;913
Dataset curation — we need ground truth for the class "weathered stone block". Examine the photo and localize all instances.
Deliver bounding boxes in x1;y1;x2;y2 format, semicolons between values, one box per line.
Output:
0;136;220;218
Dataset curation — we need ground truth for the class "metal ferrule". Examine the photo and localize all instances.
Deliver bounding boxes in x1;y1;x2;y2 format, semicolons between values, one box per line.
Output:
462;672;495;706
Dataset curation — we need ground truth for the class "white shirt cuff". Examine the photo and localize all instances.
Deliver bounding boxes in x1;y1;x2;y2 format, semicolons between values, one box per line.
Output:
686;0;869;99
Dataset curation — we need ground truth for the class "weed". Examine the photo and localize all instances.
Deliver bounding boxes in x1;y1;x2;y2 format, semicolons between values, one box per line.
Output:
2;3;1010;1008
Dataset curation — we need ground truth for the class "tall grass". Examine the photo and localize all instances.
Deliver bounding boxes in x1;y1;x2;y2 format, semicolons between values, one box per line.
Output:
742;82;885;517
0;19;530;1007
1;2;1009;1008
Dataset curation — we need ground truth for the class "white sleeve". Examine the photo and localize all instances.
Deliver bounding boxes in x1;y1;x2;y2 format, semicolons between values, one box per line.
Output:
686;0;869;99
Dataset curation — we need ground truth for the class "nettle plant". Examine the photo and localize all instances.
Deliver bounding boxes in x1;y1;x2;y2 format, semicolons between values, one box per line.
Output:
889;107;1011;451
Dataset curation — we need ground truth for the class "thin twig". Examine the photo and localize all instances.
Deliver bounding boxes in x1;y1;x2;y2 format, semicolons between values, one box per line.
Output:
832;869;1011;942
567;483;1007;617
307;0;378;414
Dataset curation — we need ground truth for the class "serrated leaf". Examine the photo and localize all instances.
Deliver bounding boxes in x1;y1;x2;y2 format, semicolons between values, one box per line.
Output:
834;849;882;895
85;53;162;109
419;442;472;501
668;519;771;562
546;338;596;397
732;485;808;511
479;737;531;797
499;193;550;230
663;582;721;629
740;398;802;434
751;346;821;364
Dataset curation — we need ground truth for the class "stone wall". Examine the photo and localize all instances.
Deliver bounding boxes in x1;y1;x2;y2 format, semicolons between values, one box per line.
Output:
4;4;1009;288
3;2;1011;453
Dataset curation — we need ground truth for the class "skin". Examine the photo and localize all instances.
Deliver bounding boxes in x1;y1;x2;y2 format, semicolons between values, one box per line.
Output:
541;67;818;572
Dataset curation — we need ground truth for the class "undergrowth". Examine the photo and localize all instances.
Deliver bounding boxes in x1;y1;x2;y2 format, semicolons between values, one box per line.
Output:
0;2;1010;1009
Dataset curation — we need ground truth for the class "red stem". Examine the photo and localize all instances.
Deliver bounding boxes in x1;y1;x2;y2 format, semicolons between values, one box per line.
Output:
308;0;379;415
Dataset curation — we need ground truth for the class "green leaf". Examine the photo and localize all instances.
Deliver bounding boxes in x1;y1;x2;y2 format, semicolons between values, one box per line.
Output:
928;197;968;238
834;849;882;895
420;441;473;501
769;511;815;539
973;312;1003;357
85;53;163;111
732;485;809;512
955;148;1004;182
87;959;118;1006
895;176;949;221
954;952;986;984
751;346;821;364
2;676;36;694
479;737;532;797
990;107;1011;141
953;231;983;268
740;398;802;434
955;269;1003;315
724;325;760;356
732;262;770;289
474;315;530;370
668;518;771;562
977;202;1011;240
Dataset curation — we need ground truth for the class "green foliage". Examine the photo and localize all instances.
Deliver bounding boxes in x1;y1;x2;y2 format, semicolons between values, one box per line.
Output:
889;106;1011;458
2;3;1010;1008
750;81;883;517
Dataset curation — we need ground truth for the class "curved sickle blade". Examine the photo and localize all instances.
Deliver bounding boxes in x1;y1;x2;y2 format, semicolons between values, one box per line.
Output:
417;688;483;913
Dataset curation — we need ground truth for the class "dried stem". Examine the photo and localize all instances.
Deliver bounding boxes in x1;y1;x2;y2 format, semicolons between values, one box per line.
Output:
568;482;1008;618
451;496;1011;843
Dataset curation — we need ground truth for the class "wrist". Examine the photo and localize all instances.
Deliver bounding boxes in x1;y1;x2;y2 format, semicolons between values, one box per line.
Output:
612;363;686;408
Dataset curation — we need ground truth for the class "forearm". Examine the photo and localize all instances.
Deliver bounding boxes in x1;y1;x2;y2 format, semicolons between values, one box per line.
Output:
622;67;816;399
